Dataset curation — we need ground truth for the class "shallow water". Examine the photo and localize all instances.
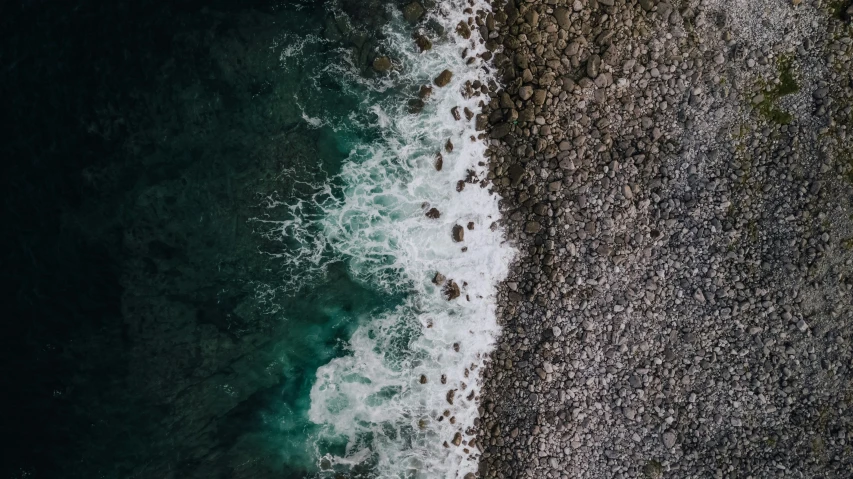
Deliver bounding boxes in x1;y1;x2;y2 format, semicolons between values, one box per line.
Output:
2;0;510;477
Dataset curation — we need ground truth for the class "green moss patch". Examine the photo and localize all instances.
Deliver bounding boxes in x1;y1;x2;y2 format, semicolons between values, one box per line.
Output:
754;56;801;125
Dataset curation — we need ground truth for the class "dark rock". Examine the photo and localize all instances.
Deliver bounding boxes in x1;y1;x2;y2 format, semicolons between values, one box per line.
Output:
372;56;392;72
415;35;432;51
491;123;512;139
507;163;526;186
443;280;461;300
434;69;453;87
426;208;441;219
456;21;471;39
452;225;465;242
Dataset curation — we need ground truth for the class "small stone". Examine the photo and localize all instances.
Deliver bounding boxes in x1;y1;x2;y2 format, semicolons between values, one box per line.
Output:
451;432;462;446
426;208;440;219
432;272;446;285
629;375;642;388
797;319;809;332
519;86;533;101
662;430;677;448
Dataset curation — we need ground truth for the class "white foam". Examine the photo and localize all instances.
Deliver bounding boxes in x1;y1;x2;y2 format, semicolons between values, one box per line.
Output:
271;1;514;476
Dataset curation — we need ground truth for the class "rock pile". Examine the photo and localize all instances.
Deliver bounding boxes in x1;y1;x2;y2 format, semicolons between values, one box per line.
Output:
474;0;853;477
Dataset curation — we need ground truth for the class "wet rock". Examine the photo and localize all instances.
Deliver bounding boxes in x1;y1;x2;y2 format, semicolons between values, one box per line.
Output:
418;85;433;99
432;272;446;285
452;225;465;242
426;208;441;219
443;280;460;300
434;153;443;171
415;35;432;52
372;56;392;72
456;21;471;39
451;432;462;446
434;69;453;87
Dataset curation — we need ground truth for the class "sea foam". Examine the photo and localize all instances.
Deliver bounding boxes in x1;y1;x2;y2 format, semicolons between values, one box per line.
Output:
272;1;514;476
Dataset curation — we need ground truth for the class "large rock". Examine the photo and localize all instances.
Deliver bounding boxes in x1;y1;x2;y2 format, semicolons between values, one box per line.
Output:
415;35;432;52
452;225;464;242
456;21;471;39
372;56;392;72
434;69;453;87
443;280;461;300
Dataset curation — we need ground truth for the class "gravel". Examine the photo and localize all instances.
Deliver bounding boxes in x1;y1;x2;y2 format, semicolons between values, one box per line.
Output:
472;0;853;477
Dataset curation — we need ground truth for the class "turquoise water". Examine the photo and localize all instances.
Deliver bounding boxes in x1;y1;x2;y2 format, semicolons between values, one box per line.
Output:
251;0;515;476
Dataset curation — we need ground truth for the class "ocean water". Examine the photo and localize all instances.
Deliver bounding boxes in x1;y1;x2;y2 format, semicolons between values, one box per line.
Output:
2;0;511;477
257;0;514;476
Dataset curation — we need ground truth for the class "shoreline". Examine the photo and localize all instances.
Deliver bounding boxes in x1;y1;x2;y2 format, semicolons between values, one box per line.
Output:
476;0;853;477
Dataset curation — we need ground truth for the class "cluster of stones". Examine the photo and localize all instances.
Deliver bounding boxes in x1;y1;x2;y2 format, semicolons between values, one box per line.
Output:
471;0;853;477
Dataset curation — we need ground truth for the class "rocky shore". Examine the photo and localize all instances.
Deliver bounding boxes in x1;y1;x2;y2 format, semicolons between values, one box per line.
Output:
475;0;853;477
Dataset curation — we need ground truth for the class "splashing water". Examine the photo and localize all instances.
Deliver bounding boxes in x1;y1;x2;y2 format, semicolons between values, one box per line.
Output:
259;0;515;476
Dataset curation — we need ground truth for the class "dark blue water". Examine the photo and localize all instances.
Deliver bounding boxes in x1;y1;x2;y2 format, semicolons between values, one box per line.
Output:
1;1;400;477
2;0;509;477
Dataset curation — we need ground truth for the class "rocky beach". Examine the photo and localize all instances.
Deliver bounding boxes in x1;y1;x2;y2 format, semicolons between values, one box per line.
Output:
475;0;853;477
3;0;853;477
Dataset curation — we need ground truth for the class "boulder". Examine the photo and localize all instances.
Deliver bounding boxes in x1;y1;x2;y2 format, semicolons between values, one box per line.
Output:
372;56;392;72
434;69;453;87
452;225;464;242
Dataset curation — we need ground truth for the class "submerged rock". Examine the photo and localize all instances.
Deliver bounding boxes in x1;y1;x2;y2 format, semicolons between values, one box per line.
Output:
402;2;425;24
